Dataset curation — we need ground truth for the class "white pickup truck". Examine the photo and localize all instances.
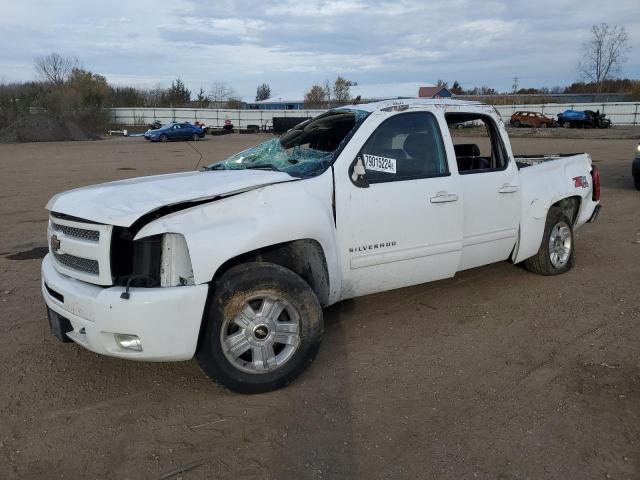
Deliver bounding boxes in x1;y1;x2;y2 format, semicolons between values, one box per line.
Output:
42;99;601;393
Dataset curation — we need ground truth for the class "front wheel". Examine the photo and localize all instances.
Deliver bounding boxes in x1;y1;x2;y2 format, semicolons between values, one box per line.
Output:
524;206;575;275
513;120;521;128
159;134;168;142
197;263;323;394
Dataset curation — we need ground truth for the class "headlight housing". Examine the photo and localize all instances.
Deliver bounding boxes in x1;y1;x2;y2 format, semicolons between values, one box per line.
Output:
160;233;195;287
111;230;194;287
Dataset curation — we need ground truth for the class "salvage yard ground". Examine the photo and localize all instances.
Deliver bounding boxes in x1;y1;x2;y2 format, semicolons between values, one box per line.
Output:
0;131;639;479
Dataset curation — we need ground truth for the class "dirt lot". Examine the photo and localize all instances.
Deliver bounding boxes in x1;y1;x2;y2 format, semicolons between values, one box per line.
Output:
0;133;639;479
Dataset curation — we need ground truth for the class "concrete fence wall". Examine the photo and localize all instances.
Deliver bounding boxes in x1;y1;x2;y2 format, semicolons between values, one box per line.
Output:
111;102;640;128
110;107;326;129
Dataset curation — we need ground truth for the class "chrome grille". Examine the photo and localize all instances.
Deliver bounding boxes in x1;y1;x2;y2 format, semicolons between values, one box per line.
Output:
52;251;99;275
51;222;100;242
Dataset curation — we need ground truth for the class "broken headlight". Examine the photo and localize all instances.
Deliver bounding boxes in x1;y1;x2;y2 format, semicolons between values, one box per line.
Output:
160;233;195;287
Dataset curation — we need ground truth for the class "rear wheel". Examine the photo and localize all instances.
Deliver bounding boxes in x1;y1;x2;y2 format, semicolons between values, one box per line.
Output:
540;123;547;128
191;133;200;141
524;206;575;275
197;263;323;394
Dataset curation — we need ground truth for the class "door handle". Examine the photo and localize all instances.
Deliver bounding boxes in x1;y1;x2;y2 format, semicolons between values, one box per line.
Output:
498;184;519;194
430;191;459;203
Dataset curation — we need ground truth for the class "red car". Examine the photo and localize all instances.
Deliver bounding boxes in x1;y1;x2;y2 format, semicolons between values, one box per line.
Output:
510;111;556;128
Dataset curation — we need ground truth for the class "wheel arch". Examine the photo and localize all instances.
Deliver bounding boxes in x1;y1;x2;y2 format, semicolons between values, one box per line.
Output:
195;238;330;356
211;238;331;307
512;194;581;264
552;195;581;226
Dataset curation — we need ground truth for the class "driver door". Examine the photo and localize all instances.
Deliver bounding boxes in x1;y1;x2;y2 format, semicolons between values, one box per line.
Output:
168;124;182;139
334;110;464;299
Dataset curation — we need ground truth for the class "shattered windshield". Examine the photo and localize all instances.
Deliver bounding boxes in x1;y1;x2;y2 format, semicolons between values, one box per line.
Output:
206;108;368;177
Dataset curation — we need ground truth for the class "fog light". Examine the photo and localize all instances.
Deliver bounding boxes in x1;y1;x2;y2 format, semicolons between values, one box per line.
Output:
115;334;142;352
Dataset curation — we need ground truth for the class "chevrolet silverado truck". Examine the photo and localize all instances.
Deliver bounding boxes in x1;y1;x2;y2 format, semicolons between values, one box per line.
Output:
42;99;601;393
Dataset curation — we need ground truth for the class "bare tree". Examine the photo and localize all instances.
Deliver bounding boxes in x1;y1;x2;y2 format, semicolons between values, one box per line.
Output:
35;53;78;85
578;23;630;92
322;79;332;105
208;82;236;107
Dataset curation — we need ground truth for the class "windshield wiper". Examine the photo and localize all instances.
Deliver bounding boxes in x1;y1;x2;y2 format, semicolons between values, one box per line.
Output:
202;163;225;171
244;163;282;171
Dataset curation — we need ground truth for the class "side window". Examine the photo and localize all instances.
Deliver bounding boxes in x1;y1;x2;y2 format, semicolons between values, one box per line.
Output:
356;112;449;184
446;113;509;174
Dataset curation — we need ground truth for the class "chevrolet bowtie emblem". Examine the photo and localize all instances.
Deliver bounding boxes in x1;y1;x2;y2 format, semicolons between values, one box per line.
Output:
50;234;61;252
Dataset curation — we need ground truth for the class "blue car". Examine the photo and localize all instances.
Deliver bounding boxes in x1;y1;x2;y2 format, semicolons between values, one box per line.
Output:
144;122;205;142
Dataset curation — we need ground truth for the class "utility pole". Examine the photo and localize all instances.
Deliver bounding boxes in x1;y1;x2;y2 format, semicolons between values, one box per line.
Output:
512;77;519;94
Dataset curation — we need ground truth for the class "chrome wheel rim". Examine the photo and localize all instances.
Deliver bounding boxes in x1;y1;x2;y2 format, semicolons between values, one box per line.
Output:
548;221;572;268
220;294;301;374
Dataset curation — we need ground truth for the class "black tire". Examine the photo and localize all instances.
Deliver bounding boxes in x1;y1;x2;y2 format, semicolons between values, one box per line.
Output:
513;120;521;128
524;206;575;275
197;262;323;394
634;175;640;191
160;134;168;143
191;133;200;141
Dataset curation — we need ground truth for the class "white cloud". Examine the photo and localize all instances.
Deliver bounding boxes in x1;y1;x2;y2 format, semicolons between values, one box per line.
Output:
0;0;638;99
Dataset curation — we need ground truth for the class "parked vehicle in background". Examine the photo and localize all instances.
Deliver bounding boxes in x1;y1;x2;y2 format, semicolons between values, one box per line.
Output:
510;111;556;128
632;142;640;190
451;120;477;129
42;99;601;393
144;122;205;142
148;120;162;130
557;110;612;129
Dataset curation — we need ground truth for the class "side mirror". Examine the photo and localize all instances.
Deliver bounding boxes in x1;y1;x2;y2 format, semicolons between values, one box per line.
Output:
350;156;369;188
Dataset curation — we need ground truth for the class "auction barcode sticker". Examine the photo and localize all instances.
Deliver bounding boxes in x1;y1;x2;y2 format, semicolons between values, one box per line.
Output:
363;154;396;174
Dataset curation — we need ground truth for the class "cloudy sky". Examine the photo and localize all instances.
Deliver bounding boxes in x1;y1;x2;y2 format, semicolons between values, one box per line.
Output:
1;0;639;100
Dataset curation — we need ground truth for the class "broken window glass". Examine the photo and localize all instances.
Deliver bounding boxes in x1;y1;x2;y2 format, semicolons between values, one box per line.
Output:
206;108;368;178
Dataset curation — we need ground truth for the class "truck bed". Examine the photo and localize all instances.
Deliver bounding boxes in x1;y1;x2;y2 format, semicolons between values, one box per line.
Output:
515;153;585;169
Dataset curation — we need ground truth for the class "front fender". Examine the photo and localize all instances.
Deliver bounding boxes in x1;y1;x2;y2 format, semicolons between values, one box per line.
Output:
134;172;341;302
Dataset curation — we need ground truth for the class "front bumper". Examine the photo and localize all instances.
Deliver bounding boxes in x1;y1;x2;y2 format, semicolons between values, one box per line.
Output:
41;254;209;361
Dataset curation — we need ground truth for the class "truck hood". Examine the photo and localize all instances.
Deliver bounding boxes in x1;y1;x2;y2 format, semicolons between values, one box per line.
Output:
46;169;295;227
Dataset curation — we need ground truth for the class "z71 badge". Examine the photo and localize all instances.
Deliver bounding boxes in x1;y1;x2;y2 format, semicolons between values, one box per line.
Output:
573;176;589;188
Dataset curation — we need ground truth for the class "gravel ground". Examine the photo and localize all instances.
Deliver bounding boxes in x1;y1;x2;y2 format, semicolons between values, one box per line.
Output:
0;132;639;479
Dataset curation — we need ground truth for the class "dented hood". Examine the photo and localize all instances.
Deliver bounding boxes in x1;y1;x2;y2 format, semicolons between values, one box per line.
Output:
46;169;295;227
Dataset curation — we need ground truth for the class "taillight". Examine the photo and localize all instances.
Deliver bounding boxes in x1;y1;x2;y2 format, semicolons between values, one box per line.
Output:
591;165;600;201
